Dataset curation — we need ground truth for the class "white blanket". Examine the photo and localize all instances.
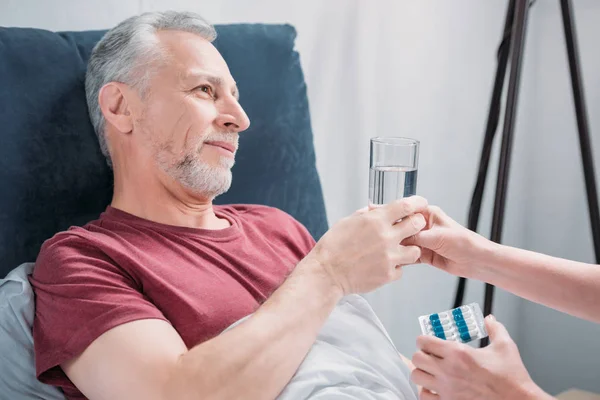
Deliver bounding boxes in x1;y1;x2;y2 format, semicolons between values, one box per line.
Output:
228;295;418;400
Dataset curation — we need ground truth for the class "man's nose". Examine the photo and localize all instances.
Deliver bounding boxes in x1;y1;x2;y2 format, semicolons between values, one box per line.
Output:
215;98;250;133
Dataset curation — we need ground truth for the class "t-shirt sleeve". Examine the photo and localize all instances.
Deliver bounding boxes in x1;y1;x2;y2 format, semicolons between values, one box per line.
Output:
30;232;169;387
287;214;317;253
275;208;317;254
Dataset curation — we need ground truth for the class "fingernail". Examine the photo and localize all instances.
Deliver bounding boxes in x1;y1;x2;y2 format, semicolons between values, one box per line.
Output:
486;314;496;322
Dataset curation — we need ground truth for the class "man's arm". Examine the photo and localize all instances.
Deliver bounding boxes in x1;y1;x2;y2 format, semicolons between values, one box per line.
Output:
64;259;340;400
64;197;429;400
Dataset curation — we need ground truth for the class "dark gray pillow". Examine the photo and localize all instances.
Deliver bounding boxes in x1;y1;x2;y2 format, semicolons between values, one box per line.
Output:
0;263;66;399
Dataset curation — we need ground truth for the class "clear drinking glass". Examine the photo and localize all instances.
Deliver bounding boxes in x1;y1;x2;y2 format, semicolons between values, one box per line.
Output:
369;137;420;206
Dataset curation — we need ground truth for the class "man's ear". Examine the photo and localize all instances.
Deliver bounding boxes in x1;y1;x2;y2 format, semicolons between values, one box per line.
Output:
98;82;134;134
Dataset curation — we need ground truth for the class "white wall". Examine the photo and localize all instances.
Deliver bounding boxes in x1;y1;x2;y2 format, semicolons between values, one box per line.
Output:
516;0;600;394
4;0;598;395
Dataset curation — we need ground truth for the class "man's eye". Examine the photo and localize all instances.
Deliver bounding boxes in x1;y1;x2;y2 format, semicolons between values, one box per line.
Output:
197;85;214;97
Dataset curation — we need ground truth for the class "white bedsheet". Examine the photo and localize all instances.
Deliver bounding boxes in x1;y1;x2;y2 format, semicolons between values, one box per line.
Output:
227;295;418;400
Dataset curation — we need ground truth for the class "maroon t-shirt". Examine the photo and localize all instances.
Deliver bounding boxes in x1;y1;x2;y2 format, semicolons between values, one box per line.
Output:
30;205;316;399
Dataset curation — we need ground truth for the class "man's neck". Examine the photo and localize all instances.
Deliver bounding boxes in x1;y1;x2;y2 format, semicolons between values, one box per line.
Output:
110;171;230;231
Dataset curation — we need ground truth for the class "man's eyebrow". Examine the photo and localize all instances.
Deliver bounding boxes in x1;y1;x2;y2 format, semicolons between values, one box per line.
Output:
184;71;239;100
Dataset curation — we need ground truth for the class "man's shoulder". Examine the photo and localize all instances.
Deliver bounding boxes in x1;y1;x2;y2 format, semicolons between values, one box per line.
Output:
33;219;114;278
39;218;105;254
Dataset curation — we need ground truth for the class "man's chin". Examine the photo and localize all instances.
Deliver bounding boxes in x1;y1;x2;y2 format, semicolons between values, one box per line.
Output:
160;154;234;198
188;170;232;199
199;158;234;170
218;157;235;169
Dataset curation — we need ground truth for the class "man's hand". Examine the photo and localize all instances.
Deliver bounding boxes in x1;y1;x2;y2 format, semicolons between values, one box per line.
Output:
307;196;428;295
403;205;495;279
411;315;553;400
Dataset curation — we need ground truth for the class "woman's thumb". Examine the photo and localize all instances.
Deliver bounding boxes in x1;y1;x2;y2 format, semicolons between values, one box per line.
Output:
485;314;510;342
403;229;440;250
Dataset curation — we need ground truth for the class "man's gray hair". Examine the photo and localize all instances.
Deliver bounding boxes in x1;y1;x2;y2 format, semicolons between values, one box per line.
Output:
85;11;217;166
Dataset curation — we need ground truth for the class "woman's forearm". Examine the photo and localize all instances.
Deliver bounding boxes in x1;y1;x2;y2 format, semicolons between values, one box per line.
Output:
476;243;600;323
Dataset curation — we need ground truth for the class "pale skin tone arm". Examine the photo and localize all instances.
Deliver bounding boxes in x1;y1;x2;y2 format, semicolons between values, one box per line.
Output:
481;243;600;323
64;260;340;400
407;205;600;323
63;197;429;400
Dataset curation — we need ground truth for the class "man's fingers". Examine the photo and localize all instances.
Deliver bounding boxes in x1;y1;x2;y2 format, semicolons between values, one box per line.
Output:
416;335;451;359
393;214;427;240
411;369;439;394
383;196;428;222
395;245;422;266
419;387;440;400
391;266;404;281
412;350;440;376
401;237;436;264
417;247;435;265
402;234;417;246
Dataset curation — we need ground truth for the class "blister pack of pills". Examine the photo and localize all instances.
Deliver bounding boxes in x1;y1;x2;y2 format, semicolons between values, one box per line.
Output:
418;303;488;343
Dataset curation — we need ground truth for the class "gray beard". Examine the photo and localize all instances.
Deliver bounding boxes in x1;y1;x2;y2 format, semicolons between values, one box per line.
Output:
159;152;234;199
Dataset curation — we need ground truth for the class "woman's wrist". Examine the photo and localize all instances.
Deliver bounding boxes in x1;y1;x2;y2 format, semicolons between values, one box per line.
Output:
468;232;504;281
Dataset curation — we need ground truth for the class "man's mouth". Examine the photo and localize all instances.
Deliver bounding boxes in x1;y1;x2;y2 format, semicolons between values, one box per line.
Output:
204;141;237;156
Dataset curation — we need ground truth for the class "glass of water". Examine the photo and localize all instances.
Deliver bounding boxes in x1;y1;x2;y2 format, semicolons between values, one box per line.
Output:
369;137;419;206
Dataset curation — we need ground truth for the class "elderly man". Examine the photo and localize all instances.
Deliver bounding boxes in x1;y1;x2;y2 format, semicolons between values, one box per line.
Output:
30;11;426;400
